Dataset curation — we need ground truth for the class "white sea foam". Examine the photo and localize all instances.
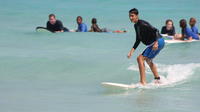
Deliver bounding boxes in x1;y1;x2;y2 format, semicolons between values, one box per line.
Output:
128;63;200;89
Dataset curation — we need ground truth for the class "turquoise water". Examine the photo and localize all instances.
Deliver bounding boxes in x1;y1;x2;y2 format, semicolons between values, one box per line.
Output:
0;0;200;112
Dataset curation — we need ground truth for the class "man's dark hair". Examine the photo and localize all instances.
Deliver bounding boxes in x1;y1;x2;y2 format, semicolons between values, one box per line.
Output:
49;14;56;18
92;18;97;24
77;16;83;20
129;8;139;15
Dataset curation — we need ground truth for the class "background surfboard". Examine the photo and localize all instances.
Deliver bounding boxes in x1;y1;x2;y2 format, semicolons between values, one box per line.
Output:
36;26;52;33
165;39;199;44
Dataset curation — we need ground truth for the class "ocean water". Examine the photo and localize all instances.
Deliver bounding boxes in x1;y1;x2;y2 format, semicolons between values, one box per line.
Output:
0;0;200;112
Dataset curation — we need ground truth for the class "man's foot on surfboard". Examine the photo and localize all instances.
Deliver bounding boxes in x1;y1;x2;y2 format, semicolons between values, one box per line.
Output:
154;76;161;84
138;82;147;86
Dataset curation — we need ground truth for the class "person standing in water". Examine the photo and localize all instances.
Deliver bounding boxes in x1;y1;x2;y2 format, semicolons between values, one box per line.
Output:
46;14;69;33
76;16;88;32
127;8;165;85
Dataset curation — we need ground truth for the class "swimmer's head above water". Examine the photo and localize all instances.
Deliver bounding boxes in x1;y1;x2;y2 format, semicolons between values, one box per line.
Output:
165;19;174;30
48;14;56;25
180;19;187;28
129;8;139;23
189;17;197;27
91;18;97;24
76;16;83;25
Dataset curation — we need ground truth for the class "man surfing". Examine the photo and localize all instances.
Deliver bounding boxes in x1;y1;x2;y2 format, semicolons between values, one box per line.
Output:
127;8;165;85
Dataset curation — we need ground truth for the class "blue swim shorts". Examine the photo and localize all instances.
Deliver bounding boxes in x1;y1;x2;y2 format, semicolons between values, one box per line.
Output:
142;38;165;59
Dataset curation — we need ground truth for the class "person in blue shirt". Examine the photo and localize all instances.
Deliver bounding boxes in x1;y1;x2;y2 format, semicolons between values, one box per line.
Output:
179;19;199;40
189;17;199;35
76;16;88;32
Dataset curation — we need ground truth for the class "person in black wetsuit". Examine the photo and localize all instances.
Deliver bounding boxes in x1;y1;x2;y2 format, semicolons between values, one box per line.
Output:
161;19;175;36
46;14;69;33
127;8;165;85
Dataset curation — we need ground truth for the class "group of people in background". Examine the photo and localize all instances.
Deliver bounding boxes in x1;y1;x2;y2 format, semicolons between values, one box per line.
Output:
44;14;200;41
161;17;200;40
46;14;126;33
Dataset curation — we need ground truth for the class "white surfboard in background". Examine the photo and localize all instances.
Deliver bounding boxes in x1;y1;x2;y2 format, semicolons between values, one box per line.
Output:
165;39;199;44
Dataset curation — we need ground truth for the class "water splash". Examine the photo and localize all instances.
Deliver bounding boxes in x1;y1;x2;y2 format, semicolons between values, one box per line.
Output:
128;63;200;89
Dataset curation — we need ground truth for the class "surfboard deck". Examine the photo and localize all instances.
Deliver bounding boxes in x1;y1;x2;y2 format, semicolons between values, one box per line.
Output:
165;39;199;44
101;82;136;89
36;26;52;33
36;26;76;33
161;34;174;39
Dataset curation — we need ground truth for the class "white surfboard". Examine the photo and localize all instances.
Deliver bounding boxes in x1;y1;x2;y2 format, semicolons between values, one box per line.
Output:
161;34;174;39
101;82;136;90
36;27;52;33
36;26;75;33
165;39;199;44
69;29;76;32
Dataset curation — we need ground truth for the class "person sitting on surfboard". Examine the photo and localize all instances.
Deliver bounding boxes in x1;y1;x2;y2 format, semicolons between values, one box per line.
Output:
179;19;200;40
189;17;199;35
127;8;165;85
46;14;69;33
76;16;88;32
89;18;127;33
